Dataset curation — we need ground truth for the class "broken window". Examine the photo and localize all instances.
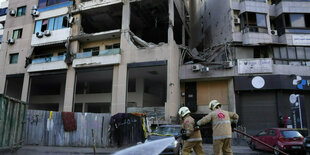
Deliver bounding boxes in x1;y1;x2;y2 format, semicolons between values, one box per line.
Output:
5;75;24;100
240;12;267;33
28;73;66;111
83;47;99;56
81;3;122;33
254;46;269;58
173;5;183;45
74;68;113;113
32;44;67;64
127;63;167;112
130;0;169;44
105;43;120;49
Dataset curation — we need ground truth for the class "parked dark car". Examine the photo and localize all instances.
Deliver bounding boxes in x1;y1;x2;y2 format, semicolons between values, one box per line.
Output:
248;128;306;155
304;136;310;153
145;125;182;155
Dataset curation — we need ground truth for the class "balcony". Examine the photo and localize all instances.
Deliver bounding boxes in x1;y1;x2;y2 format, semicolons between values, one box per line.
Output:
75;0;122;12
31;28;71;47
279;33;310;45
27;55;68;72
73;48;121;68
37;0;73;12
239;0;269;14
274;1;310;16
242;27;272;44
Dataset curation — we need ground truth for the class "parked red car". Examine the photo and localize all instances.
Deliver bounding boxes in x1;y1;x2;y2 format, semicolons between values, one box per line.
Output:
248;128;306;155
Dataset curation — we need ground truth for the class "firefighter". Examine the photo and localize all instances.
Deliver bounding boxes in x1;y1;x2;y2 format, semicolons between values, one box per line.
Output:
178;107;204;155
197;100;239;155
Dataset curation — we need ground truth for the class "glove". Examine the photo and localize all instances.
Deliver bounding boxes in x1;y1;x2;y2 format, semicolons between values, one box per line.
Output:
231;120;238;130
194;122;200;131
196;121;201;126
180;129;189;140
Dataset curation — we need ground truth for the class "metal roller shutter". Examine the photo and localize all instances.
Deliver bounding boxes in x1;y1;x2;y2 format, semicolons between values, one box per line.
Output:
239;91;278;135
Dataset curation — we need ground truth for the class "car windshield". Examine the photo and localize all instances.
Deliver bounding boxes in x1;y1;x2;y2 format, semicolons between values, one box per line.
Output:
152;126;181;136
280;130;303;138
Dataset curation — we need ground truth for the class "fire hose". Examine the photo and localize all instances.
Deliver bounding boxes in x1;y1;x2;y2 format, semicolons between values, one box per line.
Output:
233;128;289;155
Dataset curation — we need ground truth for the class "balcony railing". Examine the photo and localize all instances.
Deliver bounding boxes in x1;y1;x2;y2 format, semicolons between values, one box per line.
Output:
272;0;310;4
75;48;120;59
32;55;66;64
242;26;268;33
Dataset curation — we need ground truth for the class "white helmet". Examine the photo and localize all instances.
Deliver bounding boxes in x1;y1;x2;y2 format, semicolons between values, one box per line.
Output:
209;100;221;111
178;107;191;117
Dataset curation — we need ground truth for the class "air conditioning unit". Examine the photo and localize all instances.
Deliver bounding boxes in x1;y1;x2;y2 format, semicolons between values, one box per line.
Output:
192;64;202;72
270;30;278;36
36;32;43;38
8;38;15;44
44;30;51;36
9;10;16;16
32;5;38;10
234;17;240;24
31;10;40;17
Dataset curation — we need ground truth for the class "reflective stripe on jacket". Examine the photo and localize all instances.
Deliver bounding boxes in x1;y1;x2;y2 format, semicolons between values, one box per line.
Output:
198;109;239;140
182;115;202;142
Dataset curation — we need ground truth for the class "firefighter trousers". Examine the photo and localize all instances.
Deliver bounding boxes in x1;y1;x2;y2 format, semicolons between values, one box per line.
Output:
182;140;204;155
213;138;233;155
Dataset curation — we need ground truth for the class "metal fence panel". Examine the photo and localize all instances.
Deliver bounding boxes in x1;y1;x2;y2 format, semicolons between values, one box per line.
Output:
24;110;111;147
0;94;28;150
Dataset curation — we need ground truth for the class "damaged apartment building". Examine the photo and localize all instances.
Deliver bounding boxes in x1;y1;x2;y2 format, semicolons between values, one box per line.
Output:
0;0;190;123
183;0;310;135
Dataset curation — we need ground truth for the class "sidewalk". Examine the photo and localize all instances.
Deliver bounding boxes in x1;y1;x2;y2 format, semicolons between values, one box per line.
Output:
1;144;272;155
203;144;271;155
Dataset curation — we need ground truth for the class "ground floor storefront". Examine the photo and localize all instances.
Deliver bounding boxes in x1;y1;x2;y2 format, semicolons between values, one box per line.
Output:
234;75;310;135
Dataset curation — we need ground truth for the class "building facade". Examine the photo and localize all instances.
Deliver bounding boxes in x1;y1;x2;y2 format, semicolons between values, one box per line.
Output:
184;0;310;135
0;0;190;123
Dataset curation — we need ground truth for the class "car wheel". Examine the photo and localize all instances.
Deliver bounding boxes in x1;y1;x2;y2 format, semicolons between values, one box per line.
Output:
249;141;256;151
273;145;280;155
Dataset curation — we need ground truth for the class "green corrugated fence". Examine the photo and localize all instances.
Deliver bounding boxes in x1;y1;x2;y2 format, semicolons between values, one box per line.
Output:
0;94;28;150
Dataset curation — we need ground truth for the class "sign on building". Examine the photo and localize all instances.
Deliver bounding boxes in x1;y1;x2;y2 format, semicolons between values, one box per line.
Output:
238;58;273;74
292;35;310;46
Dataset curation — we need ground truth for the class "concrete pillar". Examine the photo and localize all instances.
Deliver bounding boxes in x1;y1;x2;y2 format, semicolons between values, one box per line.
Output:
0;74;5;94
168;0;174;43
228;78;236;112
136;78;144;107
182;25;185;46
63;66;76;112
72;14;81;36
21;73;30;102
165;43;180;122
122;0;130;30
110;0;130;115
111;65;127;115
59;81;65;111
0;52;6;94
